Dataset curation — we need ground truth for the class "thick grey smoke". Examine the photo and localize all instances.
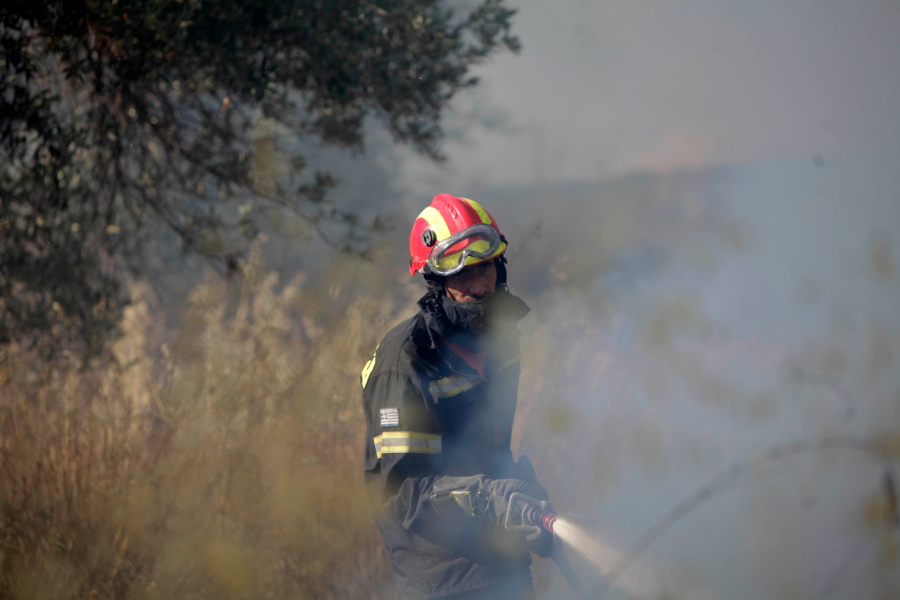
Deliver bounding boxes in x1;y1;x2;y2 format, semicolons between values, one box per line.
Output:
495;156;900;599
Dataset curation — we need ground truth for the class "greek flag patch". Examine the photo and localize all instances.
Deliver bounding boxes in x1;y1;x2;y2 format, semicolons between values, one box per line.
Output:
380;408;399;427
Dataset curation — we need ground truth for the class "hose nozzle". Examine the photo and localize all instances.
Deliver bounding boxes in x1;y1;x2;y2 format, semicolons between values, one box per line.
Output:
542;511;559;533
504;492;557;533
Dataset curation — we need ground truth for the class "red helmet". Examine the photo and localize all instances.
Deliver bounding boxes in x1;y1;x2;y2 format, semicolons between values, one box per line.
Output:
409;194;507;276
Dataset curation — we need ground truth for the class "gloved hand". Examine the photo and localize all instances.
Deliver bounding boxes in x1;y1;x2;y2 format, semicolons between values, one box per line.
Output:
431;475;547;522
432;476;547;518
488;477;556;557
483;477;549;525
430;473;554;556
520;524;554;558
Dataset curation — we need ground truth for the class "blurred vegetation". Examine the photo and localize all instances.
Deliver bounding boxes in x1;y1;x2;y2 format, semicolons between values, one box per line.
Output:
0;0;520;353
0;248;416;599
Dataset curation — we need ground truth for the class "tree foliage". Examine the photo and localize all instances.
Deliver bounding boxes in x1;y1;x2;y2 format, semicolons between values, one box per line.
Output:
0;0;519;352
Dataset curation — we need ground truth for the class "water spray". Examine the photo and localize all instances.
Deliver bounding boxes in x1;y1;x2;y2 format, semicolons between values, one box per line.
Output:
504;492;590;600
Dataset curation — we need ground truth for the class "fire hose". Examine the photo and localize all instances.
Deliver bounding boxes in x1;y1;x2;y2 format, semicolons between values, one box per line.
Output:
504;492;590;600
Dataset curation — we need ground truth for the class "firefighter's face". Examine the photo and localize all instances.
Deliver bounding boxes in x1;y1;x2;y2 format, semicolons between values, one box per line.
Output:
444;261;497;303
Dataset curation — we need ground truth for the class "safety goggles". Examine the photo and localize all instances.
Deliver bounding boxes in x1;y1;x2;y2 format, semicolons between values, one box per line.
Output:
426;223;503;276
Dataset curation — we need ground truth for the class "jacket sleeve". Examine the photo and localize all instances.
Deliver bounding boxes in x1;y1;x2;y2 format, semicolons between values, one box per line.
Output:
363;370;449;529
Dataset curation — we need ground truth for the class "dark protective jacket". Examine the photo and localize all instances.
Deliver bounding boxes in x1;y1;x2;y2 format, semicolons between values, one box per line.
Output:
360;292;534;599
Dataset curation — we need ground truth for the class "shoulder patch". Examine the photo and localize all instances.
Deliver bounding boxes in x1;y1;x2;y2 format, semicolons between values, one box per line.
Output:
380;408;399;427
361;345;378;389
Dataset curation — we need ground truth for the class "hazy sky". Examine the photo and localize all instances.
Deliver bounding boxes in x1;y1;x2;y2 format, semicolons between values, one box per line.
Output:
393;0;900;197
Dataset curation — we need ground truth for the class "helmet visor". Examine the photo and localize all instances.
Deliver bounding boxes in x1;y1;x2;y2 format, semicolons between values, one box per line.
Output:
427;223;503;276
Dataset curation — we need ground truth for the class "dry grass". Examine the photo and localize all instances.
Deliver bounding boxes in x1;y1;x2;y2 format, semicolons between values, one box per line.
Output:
0;249;410;600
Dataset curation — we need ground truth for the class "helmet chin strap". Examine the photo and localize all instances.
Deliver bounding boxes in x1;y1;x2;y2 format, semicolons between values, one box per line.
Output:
423;270;444;291
495;255;509;291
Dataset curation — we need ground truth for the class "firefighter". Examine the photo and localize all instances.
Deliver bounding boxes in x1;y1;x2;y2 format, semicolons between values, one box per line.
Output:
361;194;551;600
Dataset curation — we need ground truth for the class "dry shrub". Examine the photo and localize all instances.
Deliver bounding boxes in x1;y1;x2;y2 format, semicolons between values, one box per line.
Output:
0;249;411;599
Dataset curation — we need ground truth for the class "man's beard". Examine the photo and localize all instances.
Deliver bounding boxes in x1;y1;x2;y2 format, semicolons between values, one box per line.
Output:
418;287;530;352
440;294;491;333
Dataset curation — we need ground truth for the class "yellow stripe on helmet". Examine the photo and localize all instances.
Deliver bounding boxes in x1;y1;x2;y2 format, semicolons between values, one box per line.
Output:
417;206;452;241
460;198;493;225
423;197;506;270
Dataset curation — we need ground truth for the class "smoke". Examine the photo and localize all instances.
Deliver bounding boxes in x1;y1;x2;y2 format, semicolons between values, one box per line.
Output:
554;517;723;600
494;155;900;598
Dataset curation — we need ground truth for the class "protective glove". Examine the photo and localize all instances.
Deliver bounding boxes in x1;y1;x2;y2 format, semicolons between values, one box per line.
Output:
483;477;549;525
431;476;552;557
431;475;547;522
520;524;554;558
430;466;554;557
508;455;554;556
